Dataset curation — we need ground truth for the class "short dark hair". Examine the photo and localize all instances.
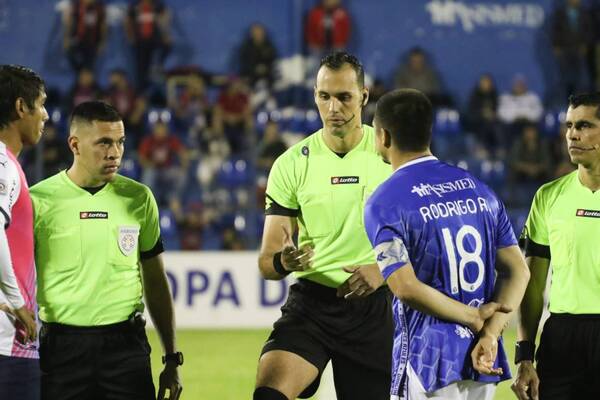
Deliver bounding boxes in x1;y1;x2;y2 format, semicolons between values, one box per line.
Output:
568;92;600;118
375;89;433;152
0;65;45;129
70;101;122;126
319;51;365;88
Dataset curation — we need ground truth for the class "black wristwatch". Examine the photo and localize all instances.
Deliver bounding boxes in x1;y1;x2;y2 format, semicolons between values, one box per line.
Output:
162;352;184;366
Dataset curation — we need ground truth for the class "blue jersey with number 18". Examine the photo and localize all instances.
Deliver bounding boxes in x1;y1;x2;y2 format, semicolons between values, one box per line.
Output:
364;156;517;397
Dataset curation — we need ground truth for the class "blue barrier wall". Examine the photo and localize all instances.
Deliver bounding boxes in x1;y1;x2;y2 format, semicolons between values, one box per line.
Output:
0;0;564;104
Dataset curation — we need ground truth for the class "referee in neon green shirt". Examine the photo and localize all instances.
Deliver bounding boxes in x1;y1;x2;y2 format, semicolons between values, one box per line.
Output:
253;52;393;400
31;101;182;400
512;93;600;400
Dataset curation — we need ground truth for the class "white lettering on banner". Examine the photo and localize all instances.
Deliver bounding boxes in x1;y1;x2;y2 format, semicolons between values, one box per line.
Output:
426;1;545;32
148;251;293;328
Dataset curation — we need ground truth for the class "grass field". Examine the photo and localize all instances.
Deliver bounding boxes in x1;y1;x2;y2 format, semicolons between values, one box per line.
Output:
147;328;518;400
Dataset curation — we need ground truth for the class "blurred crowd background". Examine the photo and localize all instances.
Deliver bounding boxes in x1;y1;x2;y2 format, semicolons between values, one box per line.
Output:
3;0;598;250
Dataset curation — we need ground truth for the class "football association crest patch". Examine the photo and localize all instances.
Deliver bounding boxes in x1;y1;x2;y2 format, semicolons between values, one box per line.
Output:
118;226;139;256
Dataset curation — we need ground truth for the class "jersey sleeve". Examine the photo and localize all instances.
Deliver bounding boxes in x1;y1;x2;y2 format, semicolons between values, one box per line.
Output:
520;187;551;259
364;201;410;280
265;153;299;212
495;198;518;248
139;186;161;253
0;159;20;228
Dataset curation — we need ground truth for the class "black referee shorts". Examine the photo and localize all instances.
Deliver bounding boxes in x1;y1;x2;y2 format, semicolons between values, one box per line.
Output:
536;313;600;400
39;319;155;400
261;278;393;399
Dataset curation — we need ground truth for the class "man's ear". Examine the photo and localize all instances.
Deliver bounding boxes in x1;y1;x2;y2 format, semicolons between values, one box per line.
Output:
383;128;392;149
14;98;28;119
68;135;80;156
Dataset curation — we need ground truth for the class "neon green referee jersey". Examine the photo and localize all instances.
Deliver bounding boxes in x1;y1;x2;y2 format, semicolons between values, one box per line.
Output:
31;171;161;326
523;170;600;314
266;125;392;287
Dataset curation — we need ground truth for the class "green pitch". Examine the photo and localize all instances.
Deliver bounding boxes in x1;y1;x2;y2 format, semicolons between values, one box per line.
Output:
147;329;518;399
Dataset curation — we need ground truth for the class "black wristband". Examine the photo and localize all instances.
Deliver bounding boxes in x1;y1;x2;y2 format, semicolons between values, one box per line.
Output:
515;340;536;364
273;252;290;276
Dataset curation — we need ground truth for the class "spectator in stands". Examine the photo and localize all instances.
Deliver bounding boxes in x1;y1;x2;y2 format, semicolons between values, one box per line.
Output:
222;227;246;250
304;0;351;83
67;68;103;109
257;121;287;171
362;78;387;124
125;0;172;90
550;123;577;179
551;0;593;96
40;121;71;178
590;0;600;91
213;77;254;154
508;123;550;206
103;69;146;151
394;47;449;106
466;73;504;156
167;72;212;136
239;23;278;89
62;0;107;73
178;200;204;250
138;120;188;205
498;75;543;139
305;0;351;53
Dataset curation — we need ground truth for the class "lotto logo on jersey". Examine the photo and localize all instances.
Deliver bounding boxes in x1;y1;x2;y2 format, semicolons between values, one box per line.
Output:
80;211;108;219
331;176;359;185
576;209;600;218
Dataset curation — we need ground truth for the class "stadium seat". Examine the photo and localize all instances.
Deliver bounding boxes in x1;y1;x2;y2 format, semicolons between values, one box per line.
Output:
432;108;464;161
119;158;141;181
305;109;321;133
159;208;180;250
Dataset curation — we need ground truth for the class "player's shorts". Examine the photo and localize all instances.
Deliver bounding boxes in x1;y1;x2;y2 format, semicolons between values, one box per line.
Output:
536;313;600;399
39;318;155;400
261;278;393;399
0;354;40;399
400;363;496;400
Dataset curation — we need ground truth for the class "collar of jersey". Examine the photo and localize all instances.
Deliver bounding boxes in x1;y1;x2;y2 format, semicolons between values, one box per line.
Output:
60;170;110;196
574;169;600;195
317;126;368;158
394;155;438;173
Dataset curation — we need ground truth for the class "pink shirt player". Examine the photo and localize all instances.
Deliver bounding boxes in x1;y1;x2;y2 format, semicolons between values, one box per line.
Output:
0;142;37;358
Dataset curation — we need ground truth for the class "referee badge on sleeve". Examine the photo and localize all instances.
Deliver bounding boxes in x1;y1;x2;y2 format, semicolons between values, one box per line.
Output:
118;226;140;256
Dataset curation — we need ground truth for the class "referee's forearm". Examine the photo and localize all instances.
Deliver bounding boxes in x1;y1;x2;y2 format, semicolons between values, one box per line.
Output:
517;256;550;343
517;276;546;343
141;257;177;354
258;252;287;280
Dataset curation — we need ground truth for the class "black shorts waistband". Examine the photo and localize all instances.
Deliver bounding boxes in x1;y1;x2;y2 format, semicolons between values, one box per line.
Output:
41;319;132;334
550;313;600;321
295;278;388;301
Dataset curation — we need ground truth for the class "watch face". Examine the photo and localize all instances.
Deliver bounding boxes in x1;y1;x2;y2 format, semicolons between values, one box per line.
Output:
163;352;184;365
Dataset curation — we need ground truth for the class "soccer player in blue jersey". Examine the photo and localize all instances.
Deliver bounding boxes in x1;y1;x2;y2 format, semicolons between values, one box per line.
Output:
364;89;530;399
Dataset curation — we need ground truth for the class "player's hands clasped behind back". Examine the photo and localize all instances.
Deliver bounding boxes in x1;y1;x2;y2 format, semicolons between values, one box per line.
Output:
337;264;384;299
511;361;540;400
158;363;182;400
0;303;37;343
280;225;314;273
469;302;512;377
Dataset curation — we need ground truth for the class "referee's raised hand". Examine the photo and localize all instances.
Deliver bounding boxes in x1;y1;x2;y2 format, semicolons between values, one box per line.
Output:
280;225;314;272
